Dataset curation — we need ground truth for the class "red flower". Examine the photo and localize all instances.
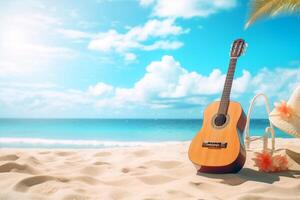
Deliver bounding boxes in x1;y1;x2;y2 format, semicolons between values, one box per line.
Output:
274;100;293;120
253;151;273;172
253;151;289;172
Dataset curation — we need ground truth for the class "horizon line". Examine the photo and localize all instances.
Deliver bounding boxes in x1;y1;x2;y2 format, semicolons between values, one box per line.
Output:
0;118;269;120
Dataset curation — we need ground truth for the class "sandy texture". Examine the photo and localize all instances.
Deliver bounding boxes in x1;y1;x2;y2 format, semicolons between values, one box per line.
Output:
0;138;299;200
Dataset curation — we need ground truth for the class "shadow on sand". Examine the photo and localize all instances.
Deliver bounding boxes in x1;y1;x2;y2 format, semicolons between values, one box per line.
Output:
197;168;300;186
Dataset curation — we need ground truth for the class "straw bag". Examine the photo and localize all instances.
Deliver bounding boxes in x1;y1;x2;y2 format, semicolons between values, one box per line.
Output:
244;93;275;154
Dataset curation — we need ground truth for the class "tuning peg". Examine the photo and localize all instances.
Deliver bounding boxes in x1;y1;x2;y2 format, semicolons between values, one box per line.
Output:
242;43;248;55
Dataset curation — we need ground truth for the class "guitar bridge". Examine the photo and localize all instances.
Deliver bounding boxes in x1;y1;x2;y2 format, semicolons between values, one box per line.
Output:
202;141;227;149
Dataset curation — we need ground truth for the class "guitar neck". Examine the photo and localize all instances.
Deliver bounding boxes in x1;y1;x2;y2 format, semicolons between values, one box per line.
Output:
218;58;237;115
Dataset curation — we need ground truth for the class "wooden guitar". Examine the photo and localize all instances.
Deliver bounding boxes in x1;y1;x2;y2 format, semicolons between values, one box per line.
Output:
188;39;247;173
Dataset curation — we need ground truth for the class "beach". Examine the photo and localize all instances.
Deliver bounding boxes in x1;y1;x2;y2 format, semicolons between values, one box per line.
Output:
0;138;299;200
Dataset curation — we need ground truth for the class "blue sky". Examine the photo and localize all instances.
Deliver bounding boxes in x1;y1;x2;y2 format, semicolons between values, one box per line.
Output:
0;0;299;118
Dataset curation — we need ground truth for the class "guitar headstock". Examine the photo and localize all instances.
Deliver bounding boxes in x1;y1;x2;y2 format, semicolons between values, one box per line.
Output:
230;39;247;58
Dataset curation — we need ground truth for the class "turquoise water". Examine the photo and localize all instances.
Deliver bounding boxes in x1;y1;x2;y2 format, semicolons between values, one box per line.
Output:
0;119;291;148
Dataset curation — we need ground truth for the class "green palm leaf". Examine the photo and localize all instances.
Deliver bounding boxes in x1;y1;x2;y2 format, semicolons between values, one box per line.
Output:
245;0;300;29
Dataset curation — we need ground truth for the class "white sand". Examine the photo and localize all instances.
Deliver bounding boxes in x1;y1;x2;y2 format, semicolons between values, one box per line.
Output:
0;138;299;200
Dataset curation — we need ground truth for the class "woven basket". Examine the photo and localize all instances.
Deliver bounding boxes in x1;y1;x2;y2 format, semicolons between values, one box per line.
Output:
244;93;275;153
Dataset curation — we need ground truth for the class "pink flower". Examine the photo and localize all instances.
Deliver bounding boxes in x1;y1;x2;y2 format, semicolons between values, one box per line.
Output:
272;155;288;172
253;151;289;172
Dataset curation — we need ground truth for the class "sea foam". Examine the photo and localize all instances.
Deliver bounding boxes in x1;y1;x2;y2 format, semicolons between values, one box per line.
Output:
0;137;184;148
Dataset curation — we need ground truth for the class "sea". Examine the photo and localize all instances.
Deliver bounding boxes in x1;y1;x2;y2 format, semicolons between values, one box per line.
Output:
0;119;291;148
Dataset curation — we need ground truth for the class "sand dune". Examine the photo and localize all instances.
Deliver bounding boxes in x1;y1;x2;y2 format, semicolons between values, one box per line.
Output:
0;138;299;200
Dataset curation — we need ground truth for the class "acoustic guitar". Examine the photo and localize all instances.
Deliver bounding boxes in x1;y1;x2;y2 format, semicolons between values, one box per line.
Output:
188;39;247;173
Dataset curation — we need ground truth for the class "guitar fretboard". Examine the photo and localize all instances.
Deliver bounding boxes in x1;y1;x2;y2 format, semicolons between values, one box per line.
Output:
218;58;237;115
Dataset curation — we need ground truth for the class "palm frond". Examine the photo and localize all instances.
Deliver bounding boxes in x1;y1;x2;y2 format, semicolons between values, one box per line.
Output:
245;0;300;29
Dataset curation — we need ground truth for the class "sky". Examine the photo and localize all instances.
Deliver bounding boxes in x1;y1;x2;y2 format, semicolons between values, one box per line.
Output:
0;0;299;118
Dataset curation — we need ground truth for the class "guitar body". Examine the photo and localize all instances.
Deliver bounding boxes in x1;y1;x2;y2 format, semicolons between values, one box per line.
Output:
188;101;247;173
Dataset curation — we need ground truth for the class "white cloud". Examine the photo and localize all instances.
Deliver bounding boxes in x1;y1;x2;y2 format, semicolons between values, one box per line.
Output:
128;18;187;38
0;83;93;117
1;55;299;118
250;67;300;100
0;82;58;89
234;70;252;93
88;82;114;97
0;55;251;117
94;55;251;109
0;13;75;76
0;43;75;76
140;0;237;18
88;19;188;59
142;40;183;51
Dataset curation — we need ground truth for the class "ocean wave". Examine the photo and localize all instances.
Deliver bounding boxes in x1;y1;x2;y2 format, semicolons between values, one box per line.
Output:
0;137;184;148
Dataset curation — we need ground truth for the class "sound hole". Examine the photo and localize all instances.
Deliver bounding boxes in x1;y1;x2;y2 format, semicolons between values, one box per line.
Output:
214;114;227;127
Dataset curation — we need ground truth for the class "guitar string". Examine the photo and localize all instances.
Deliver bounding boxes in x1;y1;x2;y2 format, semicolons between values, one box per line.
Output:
220;58;237;151
219;58;237;115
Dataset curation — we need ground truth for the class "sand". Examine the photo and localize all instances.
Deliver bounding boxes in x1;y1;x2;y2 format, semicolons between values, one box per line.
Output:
0;138;299;200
